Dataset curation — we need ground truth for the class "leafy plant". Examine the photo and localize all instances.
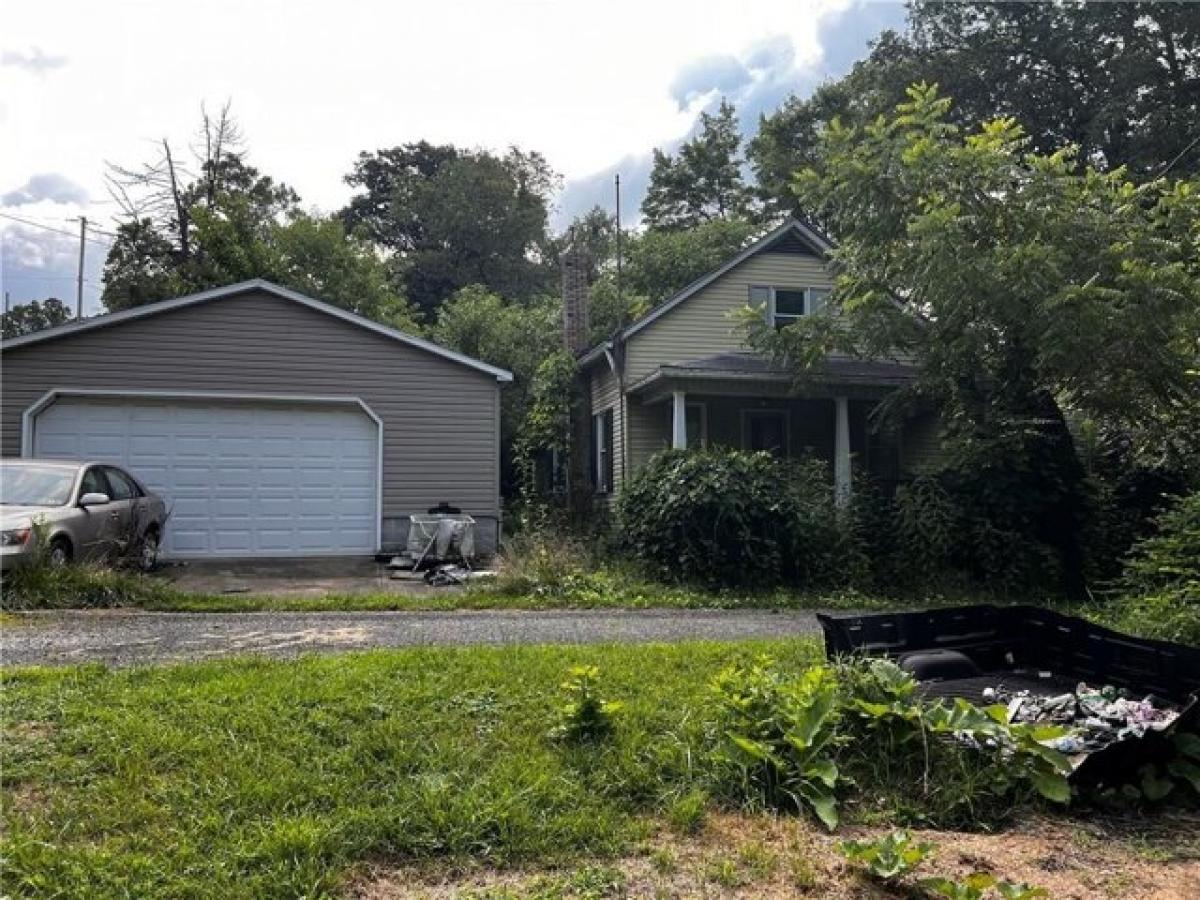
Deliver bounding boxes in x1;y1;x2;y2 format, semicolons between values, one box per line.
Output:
617;449;845;589
548;665;623;743
921;873;1047;900
710;658;843;828
838;830;934;879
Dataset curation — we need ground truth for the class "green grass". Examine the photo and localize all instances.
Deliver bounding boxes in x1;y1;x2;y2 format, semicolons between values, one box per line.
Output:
139;582;894;613
1;639;821;898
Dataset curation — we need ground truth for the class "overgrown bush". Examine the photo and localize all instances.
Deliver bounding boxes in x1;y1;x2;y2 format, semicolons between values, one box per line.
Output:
707;656;1074;831
1;562;177;610
616;449;845;589
1101;491;1200;645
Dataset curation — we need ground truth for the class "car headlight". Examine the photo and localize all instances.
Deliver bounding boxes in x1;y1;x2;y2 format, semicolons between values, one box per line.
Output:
1;528;32;547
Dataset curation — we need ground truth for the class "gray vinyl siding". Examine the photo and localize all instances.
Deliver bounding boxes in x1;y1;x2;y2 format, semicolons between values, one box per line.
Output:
0;290;502;524
624;252;834;386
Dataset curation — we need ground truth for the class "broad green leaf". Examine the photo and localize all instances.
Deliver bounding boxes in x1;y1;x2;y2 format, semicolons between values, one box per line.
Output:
1029;771;1071;804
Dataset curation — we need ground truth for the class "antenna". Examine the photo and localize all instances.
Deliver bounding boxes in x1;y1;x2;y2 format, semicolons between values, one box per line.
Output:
614;173;623;327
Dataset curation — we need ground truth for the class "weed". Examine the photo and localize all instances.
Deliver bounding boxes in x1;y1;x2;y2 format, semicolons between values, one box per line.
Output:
664;789;707;835
648;848;677;875
710;657;843;829
838;830;934;879
549;665;623;743
701;854;743;888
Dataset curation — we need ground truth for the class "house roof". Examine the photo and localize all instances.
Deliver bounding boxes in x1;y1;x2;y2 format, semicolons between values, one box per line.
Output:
578;218;834;367
627;351;916;394
0;279;513;382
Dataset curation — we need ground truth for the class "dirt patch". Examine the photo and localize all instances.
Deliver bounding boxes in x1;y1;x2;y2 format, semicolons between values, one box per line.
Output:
351;810;1200;899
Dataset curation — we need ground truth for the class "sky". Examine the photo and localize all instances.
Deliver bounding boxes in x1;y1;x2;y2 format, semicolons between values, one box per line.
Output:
1;0;905;316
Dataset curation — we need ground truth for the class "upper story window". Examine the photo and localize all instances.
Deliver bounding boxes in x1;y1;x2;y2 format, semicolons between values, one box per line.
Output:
750;285;833;329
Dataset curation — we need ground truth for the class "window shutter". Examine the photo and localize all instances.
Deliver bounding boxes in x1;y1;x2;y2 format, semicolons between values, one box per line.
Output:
603;408;615;493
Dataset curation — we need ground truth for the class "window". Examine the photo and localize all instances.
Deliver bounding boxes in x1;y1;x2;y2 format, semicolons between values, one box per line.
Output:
78;467;111;500
103;467;141;501
743;410;789;457
751;285;834;329
592;408;614;494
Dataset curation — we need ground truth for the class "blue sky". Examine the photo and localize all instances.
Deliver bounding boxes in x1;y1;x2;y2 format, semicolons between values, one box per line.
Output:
1;0;905;315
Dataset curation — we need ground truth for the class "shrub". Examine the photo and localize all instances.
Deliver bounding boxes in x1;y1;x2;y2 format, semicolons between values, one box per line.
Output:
616;449;844;589
1119;490;1200;598
1;562;177;610
1101;491;1200;645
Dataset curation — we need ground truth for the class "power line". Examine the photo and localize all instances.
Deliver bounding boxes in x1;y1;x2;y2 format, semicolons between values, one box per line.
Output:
0;211;115;247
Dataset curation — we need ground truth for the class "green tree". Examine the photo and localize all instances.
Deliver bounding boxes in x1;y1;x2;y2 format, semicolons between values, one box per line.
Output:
268;214;419;331
743;84;1200;597
750;1;1200;214
99;218;180;311
342;144;559;318
642;99;755;230
433;285;562;493
1;297;72;338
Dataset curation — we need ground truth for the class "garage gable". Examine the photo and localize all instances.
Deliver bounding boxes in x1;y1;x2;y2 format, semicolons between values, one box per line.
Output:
1;279;512;382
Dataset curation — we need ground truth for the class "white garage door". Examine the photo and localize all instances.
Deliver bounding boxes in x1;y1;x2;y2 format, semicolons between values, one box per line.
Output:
32;396;379;557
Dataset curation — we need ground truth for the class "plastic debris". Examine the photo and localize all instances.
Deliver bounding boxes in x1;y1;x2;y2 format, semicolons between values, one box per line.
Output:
991;681;1180;754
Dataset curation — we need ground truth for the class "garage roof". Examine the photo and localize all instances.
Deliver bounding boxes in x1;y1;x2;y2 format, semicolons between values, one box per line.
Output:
0;279;513;382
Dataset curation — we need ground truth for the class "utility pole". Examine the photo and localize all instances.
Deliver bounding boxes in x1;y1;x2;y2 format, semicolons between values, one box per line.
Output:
75;216;87;320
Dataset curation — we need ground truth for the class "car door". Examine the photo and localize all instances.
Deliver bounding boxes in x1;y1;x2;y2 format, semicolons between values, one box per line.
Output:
100;466;140;557
73;466;122;560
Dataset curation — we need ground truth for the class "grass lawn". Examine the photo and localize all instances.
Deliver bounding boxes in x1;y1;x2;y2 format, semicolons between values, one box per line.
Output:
5;641;1198;899
1;640;819;898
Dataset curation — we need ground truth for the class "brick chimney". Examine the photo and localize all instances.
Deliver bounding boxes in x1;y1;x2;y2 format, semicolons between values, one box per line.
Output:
561;241;591;354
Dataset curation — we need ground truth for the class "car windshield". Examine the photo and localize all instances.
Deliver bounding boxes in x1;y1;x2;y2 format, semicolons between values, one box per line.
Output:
0;465;77;507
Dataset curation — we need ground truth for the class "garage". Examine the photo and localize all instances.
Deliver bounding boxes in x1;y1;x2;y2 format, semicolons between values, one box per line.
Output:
0;279;511;557
29;395;380;557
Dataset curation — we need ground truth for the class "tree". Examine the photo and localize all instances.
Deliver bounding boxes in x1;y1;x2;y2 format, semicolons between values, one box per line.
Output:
267;214;419;332
624;216;757;304
342;144;559;318
749;1;1200;214
101;108;416;330
432;285;562;493
743;84;1200;597
1;297;72;338
642;99;755;230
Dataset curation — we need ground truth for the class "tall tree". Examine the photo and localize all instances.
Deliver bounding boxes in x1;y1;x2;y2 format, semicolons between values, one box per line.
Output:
101;108;417;331
342;144;559;318
642;99;755;230
750;1;1200;214
1;297;72;338
743;84;1200;597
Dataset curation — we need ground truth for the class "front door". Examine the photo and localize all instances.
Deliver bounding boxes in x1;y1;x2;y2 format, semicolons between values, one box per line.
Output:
74;466;123;560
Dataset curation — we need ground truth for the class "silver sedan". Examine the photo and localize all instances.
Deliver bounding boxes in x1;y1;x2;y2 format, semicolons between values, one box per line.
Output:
0;460;168;572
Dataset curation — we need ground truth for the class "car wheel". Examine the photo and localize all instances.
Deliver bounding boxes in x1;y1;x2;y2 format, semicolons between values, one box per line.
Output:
138;530;161;572
47;537;72;568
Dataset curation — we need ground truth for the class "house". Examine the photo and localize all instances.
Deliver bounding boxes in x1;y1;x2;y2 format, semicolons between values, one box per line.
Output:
568;219;943;504
0;280;511;557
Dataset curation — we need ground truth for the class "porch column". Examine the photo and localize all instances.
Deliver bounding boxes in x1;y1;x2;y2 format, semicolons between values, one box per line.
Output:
672;390;688;449
834;396;852;508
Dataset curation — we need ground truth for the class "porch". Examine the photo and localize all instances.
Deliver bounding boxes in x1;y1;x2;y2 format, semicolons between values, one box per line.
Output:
623;352;915;505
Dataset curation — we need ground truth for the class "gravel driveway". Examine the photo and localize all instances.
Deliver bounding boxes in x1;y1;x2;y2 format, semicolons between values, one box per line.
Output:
1;609;841;668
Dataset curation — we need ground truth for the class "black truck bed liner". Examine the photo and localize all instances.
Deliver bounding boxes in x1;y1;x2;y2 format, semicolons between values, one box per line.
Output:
817;605;1200;786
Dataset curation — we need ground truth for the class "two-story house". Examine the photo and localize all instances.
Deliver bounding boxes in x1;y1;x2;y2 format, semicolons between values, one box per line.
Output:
567;219;944;506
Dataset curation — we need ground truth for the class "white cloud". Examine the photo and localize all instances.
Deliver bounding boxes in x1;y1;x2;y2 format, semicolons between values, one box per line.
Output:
1;47;68;75
1;0;905;304
2;173;90;207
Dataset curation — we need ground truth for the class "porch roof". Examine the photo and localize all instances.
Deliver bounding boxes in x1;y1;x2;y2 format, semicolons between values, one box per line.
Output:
627;351;916;401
